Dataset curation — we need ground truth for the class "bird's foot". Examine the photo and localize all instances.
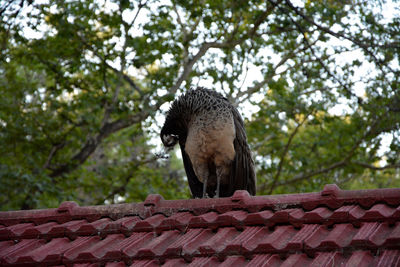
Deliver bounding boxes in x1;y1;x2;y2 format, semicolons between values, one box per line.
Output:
214;188;220;198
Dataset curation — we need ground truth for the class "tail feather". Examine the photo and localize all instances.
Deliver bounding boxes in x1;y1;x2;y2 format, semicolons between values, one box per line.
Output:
229;107;256;195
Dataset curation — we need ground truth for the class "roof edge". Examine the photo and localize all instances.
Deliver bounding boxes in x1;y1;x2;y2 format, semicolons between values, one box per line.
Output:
1;184;399;226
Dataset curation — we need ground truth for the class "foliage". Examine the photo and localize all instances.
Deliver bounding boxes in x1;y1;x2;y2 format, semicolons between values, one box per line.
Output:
0;0;399;210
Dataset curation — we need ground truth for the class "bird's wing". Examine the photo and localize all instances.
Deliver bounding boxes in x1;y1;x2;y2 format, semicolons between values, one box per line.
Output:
229;107;256;196
179;143;204;198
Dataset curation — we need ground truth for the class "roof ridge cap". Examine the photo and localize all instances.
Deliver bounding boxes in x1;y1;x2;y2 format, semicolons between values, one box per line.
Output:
1;185;399;226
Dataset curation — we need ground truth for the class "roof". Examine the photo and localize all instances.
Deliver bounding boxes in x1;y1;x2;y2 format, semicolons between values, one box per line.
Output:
0;184;399;266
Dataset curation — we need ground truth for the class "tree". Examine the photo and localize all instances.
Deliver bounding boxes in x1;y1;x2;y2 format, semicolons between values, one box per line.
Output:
0;0;399;210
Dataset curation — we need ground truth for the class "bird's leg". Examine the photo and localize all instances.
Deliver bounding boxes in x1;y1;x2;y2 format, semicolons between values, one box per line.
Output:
202;176;208;198
215;167;225;198
215;164;231;198
193;161;209;198
215;175;220;198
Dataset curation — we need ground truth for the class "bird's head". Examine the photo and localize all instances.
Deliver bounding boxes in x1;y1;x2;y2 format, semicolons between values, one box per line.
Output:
161;133;179;148
161;100;188;149
160;122;180;148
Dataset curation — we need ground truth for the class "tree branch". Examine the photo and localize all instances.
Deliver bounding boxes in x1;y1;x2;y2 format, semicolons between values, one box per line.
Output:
276;160;347;186
49;112;149;177
277;2;366;108
170;1;281;94
97;155;159;205
236;40;316;103
42;142;66;170
101;1;138;128
274;114;386;187
265;110;313;194
77;32;144;96
169;42;214;93
352;161;400;171
284;0;394;74
130;0;147;28
277;160;400;187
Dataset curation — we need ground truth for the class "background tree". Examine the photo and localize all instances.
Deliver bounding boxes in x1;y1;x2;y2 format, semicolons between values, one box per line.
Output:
0;0;399;210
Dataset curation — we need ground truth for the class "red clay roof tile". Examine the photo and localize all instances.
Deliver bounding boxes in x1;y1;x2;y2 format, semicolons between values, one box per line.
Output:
0;184;399;266
136;230;180;258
